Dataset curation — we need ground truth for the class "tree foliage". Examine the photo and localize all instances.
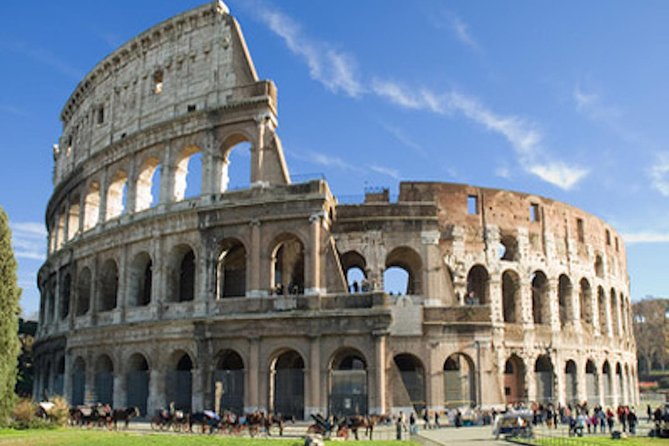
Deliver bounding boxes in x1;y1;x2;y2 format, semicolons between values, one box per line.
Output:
633;297;667;375
0;207;21;426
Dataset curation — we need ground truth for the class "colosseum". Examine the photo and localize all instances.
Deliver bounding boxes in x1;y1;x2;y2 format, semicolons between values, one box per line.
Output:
33;1;638;418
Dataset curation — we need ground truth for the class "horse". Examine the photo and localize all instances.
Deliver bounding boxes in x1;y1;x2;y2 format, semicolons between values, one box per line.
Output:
112;407;140;430
264;413;295;436
189;410;221;434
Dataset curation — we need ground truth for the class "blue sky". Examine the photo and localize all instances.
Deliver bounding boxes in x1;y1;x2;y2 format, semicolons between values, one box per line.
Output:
2;0;669;318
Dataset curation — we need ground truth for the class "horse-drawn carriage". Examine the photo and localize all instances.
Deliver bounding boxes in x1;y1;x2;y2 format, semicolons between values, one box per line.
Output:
492;410;534;440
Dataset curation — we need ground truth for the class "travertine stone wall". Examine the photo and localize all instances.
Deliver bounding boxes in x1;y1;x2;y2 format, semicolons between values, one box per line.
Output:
34;1;638;418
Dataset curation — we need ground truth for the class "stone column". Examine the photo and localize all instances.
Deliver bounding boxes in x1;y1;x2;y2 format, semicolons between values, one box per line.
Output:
63;354;72;404
98;170;109;224
159;144;174;204
84;353;95;405
113;371;126;408
548;279;560;332
125;160;138;213
305;213;324;295
306;336;322;417
247;220;264;297
576;359;587;404
372;332;387;414
524;353;536;403
427;344;443;413
148;369;166;415
245;337;260;412
489;278;503;324
519;278;533;327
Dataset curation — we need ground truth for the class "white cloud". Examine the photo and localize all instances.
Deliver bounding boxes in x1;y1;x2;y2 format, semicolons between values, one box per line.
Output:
650;152;669;196
622;231;669;244
258;7;587;190
1;42;83;81
495;166;512;180
10;221;46;261
369;164;401;180
450;16;480;51
373;79;588;189
573;85;622;121
527;162;589;191
0;105;28;117
379;122;427;157
258;8;362;97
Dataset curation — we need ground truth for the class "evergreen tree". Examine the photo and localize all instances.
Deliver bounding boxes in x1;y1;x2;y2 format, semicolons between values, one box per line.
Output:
0;208;21;426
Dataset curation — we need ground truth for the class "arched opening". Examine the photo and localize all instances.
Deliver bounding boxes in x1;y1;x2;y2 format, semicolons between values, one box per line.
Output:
534;355;554;404
385;246;422;295
71;357;85;406
466;265;489;305
565;360;577;404
616;362;623;404
602;361;612;406
214;350;244;415
129;252;152;307
504;354;526;404
76;268;91;316
558;274;573;327
585;359;599;405
83;181;100;231
329;349;368;416
135;157;161;211
579;279;593;324
611;289;620;336
340;251;367;293
167;352;193;412
169;245;196;302
105;170;128;220
502;270;520;323
499;234;519;261
271;350;305;419
220;137;252;192
531;271;549;325
60;273;71;319
594;255;604;278
54;357;65;396
94;354;114;405
174;146;202;200
443;353;476;408
216;239;246;298
598;286;608;335
271;235;304;295
67;198;80;240
99;259;118;312
392;353;425;413
126;353;149;415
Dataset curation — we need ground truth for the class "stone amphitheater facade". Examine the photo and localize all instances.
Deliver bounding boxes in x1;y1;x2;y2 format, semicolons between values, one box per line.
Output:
33;1;638;418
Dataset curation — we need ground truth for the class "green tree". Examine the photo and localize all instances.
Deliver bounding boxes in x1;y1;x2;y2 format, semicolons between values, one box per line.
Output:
0;208;21;426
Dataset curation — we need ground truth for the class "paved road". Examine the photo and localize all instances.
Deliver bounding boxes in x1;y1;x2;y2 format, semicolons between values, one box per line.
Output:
415;426;508;446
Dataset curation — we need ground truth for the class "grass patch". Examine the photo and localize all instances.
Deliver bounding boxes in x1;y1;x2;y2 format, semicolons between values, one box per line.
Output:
531;436;667;446
0;429;419;446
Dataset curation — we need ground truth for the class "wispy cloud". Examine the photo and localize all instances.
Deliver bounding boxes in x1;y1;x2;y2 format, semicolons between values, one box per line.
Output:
379;122;427;157
650;152;669;196
622;231;669;244
0;105;29;117
257;5;587;190
573;85;622;122
495;165;512;180
10;221;46;261
373;79;588;190
450;15;480;51
0;42;83;81
258;7;362;97
370;165;401;180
